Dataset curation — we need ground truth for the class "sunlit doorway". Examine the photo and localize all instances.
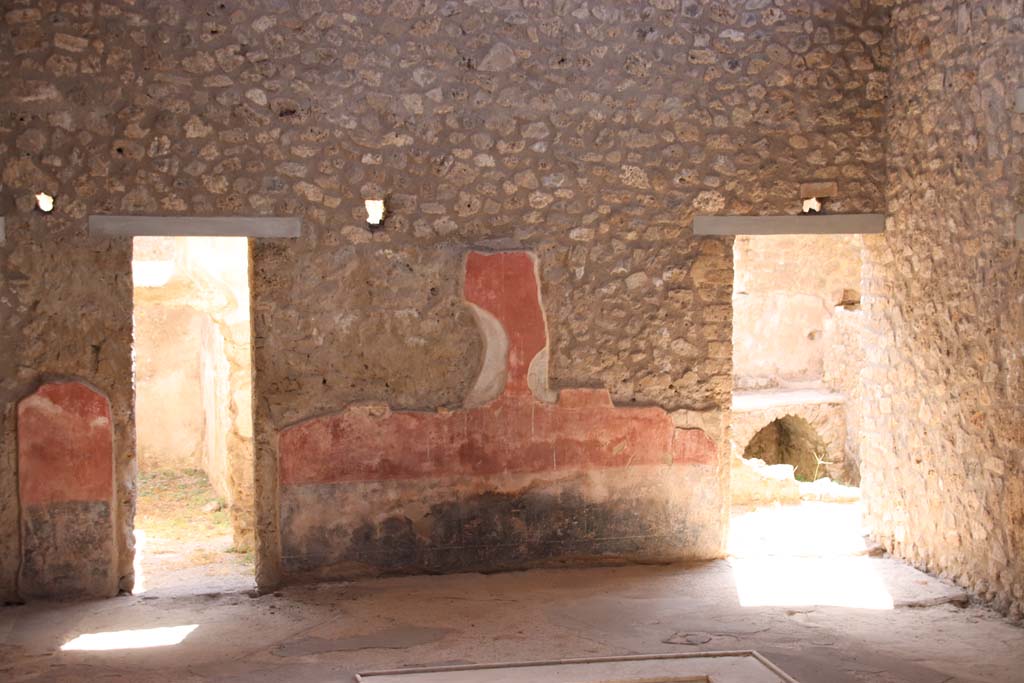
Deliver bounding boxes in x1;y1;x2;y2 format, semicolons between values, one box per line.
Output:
131;236;255;596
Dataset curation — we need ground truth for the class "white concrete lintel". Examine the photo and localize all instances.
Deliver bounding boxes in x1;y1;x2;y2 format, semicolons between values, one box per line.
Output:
694;213;885;236
89;215;301;238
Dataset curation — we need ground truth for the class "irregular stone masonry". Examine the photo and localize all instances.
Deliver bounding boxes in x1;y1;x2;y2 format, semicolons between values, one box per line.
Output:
0;1;888;598
860;0;1024;620
0;0;1013;619
732;234;863;391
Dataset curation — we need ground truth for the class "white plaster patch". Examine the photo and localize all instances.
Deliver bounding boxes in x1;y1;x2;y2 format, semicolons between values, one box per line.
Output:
463;304;508;408
21;394;63;418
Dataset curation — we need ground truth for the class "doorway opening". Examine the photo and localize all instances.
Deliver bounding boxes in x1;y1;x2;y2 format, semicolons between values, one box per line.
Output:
728;233;868;559
131;236;255;595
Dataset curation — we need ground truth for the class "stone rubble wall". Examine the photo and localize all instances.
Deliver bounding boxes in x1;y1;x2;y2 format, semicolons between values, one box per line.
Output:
860;0;1024;620
733;233;864;391
0;1;887;599
823;298;868;482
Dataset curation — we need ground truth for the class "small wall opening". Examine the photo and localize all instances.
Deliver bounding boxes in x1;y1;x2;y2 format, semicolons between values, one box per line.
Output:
131;236;254;595
837;288;861;311
743;415;829;482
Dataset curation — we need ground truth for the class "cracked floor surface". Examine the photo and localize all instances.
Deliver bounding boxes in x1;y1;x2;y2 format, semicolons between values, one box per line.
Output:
1;503;1021;682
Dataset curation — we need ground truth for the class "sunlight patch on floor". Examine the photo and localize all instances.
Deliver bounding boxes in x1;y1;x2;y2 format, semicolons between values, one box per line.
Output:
729;501;893;609
61;624;198;651
731;556;894;609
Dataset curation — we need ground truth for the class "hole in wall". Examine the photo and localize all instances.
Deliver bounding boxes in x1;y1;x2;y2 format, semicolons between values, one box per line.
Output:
836;288;861;310
365;198;385;226
743;415;831;483
35;192;54;213
801;197;822;214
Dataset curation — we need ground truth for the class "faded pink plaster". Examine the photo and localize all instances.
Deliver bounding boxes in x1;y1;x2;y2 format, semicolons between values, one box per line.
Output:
279;252;716;486
18;382;114;506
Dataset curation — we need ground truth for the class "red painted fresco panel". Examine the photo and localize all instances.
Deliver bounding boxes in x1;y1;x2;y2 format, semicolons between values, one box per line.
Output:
280;252;716;486
18;382;114;506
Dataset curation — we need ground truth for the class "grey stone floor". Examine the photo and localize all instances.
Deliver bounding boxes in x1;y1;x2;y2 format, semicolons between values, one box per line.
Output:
2;504;1021;682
